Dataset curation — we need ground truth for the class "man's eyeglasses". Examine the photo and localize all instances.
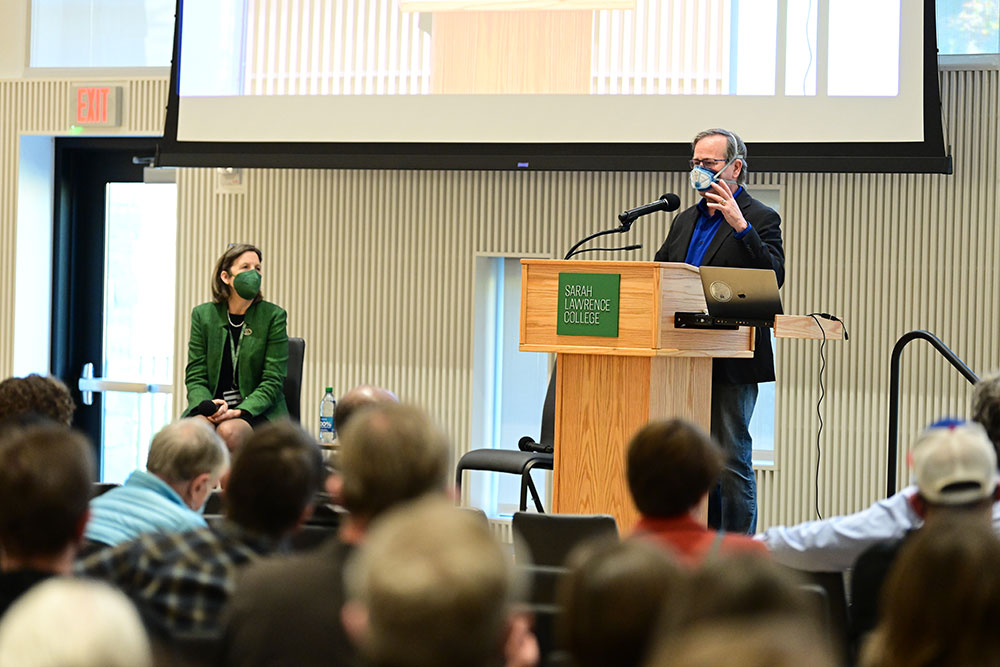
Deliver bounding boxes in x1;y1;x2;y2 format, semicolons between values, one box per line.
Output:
689;158;727;169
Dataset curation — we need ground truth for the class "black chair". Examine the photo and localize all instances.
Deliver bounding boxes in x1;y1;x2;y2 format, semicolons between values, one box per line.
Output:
519;563;569;605
284;337;305;423
516;564;570;667
204;489;224;515
455;364;556;512
91;482;119;498
511;511;619;567
789;569;850;660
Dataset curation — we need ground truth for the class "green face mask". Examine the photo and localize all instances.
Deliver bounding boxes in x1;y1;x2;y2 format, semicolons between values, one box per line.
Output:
232;270;261;300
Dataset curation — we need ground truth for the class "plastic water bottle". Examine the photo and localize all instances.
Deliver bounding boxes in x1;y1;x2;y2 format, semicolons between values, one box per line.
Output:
320;388;337;443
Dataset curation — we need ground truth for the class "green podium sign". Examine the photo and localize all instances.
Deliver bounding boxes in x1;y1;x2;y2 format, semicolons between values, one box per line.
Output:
557;273;621;337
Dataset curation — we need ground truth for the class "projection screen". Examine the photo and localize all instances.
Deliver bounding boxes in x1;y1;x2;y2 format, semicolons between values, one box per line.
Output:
157;0;950;172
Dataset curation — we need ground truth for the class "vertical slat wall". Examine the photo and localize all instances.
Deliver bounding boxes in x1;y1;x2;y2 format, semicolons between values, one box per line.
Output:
244;0;432;96
1;70;997;529
592;0;730;94
757;70;1000;526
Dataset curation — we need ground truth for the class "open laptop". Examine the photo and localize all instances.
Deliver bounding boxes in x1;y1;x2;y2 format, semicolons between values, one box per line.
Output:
675;267;783;329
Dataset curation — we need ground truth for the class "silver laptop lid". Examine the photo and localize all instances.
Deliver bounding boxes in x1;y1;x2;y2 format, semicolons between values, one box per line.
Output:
699;267;783;320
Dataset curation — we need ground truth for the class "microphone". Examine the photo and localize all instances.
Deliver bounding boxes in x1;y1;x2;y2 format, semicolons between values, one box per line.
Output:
518;436;553;454
618;193;681;225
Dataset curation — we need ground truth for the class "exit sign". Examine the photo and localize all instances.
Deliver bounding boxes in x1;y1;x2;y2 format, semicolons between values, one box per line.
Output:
70;85;122;128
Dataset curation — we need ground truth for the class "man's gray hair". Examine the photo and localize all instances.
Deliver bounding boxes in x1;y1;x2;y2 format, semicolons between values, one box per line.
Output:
146;418;229;484
692;128;749;186
346;498;521;667
972;371;1000;456
338;403;450;520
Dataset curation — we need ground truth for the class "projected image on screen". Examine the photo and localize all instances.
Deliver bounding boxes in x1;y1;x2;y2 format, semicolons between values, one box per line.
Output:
176;0;919;144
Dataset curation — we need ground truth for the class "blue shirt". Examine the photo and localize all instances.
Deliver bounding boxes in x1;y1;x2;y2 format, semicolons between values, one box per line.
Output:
683;186;751;267
85;469;208;547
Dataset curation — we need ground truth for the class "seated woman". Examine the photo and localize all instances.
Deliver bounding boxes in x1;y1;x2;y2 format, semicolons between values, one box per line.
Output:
184;243;288;453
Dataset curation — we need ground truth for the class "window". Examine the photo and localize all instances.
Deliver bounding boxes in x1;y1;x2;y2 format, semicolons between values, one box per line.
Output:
470;256;550;518
749;187;781;467
100;181;177;482
937;0;1000;55
30;0;175;68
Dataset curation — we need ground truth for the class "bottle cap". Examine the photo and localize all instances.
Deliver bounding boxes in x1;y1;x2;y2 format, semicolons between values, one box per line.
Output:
325;387;333;393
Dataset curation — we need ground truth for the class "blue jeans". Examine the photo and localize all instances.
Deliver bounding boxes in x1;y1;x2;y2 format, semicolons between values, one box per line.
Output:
708;382;758;535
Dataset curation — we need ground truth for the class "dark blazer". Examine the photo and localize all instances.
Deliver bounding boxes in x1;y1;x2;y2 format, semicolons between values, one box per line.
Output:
183;300;289;420
654;188;785;384
221;538;357;667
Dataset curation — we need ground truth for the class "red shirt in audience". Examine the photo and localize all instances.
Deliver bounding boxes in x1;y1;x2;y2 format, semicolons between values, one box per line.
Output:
633;515;770;567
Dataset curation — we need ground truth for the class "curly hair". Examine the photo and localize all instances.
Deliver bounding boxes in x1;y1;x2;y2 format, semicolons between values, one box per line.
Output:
0;375;75;427
971;371;1000;456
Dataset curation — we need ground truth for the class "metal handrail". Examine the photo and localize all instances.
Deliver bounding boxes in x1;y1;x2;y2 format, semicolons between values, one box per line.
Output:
886;330;978;497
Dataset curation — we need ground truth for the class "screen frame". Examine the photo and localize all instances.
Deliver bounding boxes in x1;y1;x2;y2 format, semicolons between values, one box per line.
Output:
155;0;951;174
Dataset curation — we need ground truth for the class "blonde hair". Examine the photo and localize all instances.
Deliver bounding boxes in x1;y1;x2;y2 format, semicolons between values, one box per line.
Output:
0;578;152;667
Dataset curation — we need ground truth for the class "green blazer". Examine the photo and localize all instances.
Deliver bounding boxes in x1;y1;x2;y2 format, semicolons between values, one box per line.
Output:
183;300;289;421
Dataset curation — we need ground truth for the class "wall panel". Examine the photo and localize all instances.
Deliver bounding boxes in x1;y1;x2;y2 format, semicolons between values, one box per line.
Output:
0;70;996;529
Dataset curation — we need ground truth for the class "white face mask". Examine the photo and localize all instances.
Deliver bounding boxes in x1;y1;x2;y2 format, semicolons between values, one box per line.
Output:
689;155;743;192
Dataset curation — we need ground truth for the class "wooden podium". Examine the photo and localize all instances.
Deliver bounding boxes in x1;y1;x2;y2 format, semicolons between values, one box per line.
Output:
519;259;841;532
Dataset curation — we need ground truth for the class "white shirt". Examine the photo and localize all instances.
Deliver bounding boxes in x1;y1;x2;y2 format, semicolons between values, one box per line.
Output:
757;485;919;572
756;485;1000;571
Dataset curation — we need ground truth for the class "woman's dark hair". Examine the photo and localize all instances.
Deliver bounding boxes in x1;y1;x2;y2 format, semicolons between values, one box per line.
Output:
211;243;263;305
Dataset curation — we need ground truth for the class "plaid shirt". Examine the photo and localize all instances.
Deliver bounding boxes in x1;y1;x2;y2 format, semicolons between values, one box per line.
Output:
75;519;283;639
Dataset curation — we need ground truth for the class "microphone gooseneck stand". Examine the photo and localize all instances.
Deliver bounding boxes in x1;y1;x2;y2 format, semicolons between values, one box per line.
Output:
564;194;678;259
564;220;642;260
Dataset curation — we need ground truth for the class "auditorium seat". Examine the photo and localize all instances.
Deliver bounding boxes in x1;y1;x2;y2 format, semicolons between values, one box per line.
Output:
512;512;619;567
283;336;305;423
456;364;556;512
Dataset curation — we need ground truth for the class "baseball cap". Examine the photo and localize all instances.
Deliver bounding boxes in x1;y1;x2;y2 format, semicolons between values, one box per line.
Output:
912;420;999;506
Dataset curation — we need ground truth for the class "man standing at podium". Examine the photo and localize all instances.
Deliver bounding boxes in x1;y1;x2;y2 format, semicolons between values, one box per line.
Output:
653;128;785;535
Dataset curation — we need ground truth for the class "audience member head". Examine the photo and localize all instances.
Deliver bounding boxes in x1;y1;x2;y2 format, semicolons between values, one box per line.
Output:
0;374;75;428
557;537;688;667
648;617;836;667
0;425;94;567
910;419;999;518
681;553;823;631
223;420;324;538
0;578;152;667
344;498;529;667
334;384;399;434
145;418;229;511
627;419;724;518
647;554;834;666
338;403;450;523
971;371;1000;452
862;518;1000;667
211;243;263;305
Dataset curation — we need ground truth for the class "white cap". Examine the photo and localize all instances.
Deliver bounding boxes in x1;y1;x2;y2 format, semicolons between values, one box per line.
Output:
912;421;999;506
